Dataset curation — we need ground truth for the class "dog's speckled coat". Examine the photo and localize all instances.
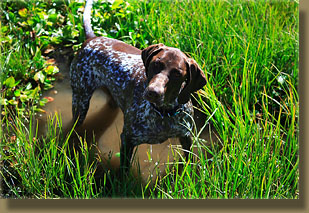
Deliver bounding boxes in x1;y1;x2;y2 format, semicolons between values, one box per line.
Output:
70;0;206;173
70;37;193;145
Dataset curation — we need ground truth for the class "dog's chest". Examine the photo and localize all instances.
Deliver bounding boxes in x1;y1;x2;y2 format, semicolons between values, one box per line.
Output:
127;101;193;146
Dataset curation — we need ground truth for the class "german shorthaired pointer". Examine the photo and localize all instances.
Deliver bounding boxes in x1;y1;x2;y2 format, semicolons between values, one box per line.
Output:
70;0;207;174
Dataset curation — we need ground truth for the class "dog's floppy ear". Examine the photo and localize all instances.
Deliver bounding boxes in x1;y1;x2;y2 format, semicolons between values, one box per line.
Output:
141;43;165;72
178;58;206;104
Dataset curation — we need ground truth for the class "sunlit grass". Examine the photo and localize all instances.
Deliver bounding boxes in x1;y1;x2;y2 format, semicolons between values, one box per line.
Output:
1;0;298;198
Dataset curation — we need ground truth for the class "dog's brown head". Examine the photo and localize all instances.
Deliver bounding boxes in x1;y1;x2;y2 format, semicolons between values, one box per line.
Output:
142;43;206;107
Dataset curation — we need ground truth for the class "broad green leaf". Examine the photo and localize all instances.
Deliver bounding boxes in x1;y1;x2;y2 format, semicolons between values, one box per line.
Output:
0;97;8;106
1;26;8;33
18;8;28;18
28;86;40;99
45;65;59;75
111;0;123;10
4;76;15;88
39;97;49;106
25;82;32;90
48;14;58;23
33;71;45;83
14;89;21;97
20;94;28;102
27;19;34;26
8;12;15;21
50;37;62;44
8;99;18;105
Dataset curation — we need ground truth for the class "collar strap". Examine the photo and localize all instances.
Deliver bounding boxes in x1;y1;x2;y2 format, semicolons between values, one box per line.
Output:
151;103;184;118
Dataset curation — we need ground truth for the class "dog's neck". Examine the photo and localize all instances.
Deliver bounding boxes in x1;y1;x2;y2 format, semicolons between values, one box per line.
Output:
150;100;184;118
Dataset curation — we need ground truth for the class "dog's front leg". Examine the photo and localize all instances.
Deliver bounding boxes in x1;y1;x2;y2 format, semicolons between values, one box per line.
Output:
120;133;135;176
179;135;192;161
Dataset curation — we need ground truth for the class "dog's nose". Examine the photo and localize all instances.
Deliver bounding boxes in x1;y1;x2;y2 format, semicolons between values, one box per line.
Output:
145;89;161;101
144;84;166;104
144;73;168;103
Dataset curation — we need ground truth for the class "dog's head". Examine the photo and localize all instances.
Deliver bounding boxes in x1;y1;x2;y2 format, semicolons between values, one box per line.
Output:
142;43;206;107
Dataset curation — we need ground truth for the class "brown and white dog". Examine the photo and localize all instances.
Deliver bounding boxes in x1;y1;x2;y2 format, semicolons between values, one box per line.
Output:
70;0;207;174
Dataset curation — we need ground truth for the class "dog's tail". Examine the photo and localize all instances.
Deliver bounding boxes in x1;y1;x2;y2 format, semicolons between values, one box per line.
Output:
83;0;96;39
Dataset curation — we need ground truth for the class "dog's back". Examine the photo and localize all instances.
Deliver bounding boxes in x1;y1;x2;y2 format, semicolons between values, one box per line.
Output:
70;0;206;173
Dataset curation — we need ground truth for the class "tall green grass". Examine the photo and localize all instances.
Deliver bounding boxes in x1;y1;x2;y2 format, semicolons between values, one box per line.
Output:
142;0;298;198
0;110;147;198
1;0;298;198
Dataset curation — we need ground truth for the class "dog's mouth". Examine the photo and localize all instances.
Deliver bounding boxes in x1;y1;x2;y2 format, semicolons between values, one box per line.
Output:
148;98;183;118
143;90;178;110
143;91;163;107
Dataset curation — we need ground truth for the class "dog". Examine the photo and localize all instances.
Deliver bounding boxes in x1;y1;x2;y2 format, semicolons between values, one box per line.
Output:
70;0;207;174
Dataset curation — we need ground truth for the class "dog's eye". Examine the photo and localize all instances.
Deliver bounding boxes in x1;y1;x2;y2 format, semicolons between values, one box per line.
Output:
154;61;164;69
148;61;164;77
170;69;182;78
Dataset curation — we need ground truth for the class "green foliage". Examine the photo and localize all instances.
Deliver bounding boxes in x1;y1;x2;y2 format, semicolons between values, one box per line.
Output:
1;111;97;198
1;0;298;199
1;0;65;115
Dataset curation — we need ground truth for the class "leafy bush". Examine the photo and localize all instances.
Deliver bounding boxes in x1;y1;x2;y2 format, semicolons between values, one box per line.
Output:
0;0;298;198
